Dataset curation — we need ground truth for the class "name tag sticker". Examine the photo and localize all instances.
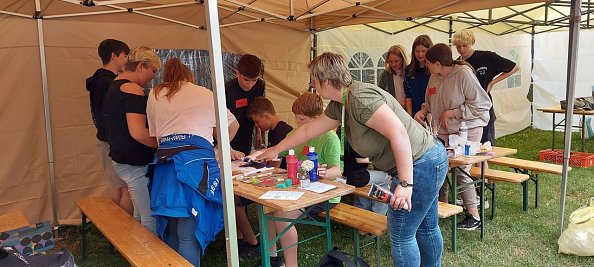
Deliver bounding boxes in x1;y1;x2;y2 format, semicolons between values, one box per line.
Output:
428;87;437;96
235;98;248;108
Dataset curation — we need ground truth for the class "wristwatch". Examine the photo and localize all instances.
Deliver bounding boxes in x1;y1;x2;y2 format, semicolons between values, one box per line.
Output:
399;181;414;188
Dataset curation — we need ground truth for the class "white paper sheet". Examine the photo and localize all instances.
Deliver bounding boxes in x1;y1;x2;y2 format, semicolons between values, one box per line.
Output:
259;191;305;200
301;182;336;193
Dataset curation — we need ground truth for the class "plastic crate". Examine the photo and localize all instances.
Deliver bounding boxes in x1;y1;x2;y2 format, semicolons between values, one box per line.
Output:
539;149;594;168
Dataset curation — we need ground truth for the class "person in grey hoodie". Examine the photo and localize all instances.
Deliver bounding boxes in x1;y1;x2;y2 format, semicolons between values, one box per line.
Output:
414;43;492;231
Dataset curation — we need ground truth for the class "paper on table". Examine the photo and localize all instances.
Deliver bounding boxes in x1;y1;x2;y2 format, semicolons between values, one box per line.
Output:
259;191;305;200
301;182;336;193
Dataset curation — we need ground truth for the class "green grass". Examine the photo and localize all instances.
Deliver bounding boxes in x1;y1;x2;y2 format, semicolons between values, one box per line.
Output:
52;127;594;266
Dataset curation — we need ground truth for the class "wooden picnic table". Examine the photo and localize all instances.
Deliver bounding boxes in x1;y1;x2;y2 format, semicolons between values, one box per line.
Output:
448;146;517;239
537;104;594;151
233;179;354;267
0;210;30;232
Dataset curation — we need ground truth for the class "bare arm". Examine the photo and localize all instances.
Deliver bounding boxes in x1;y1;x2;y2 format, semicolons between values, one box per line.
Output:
257;114;340;160
228;119;239;140
126;113;158;148
405;98;413;116
487;65;519;92
366;104;413;211
317;164;342;180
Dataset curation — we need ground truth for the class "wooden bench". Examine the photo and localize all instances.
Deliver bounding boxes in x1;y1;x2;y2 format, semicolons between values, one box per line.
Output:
352;185;463;253
487;157;569;209
0;210;30;232
319;203;387;267
75;197;192;267
470;167;530;219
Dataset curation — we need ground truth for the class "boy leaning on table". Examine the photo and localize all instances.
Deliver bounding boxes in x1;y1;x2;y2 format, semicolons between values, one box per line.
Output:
259;92;342;267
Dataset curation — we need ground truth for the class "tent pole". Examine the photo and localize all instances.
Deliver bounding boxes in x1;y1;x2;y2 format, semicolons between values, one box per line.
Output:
448;16;453;45
558;0;581;236
204;0;239;266
34;0;59;228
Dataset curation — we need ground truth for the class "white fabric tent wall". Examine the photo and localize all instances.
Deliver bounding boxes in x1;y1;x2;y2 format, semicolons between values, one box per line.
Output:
317;27;532;138
533;29;594;131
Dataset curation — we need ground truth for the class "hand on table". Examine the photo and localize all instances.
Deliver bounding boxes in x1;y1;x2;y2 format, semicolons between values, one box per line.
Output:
317;164;328;178
256;147;279;162
230;149;244;161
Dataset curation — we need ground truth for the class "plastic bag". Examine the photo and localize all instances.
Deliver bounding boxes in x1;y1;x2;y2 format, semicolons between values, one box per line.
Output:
558;201;594;256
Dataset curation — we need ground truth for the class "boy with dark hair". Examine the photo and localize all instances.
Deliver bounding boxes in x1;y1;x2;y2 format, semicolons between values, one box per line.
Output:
233;96;293;261
225;54;266;156
246;97;293;150
85;39;132;214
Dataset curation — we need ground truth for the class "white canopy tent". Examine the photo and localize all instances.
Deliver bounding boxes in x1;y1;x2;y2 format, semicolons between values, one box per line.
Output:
0;0;586;265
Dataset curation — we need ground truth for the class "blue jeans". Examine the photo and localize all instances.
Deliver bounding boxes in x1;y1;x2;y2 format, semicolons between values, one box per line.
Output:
387;142;448;267
112;162;156;234
354;170;390;215
166;217;201;266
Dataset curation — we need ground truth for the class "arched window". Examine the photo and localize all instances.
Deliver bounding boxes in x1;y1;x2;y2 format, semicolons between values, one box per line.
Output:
376;52;388;84
348;52;375;84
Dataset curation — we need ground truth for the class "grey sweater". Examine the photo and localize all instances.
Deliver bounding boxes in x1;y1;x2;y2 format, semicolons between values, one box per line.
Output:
420;64;491;135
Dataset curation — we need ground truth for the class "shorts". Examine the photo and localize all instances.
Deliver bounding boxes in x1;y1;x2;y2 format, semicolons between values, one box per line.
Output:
97;140;126;189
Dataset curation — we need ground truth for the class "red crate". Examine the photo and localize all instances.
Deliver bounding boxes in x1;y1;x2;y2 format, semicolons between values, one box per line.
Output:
539;149;594;168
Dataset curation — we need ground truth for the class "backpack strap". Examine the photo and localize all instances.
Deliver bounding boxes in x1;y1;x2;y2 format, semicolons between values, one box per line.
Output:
327;249;370;267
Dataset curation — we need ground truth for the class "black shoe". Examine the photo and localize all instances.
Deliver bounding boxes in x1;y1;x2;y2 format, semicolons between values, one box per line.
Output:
254;256;285;267
238;240;260;258
456;214;481;230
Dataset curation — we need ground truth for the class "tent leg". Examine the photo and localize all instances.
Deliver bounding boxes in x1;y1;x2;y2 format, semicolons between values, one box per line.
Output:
558;0;581;237
35;0;59;227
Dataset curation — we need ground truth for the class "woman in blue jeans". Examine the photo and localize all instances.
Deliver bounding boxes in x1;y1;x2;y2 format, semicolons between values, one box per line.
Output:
146;58;239;265
259;52;447;266
103;46;161;233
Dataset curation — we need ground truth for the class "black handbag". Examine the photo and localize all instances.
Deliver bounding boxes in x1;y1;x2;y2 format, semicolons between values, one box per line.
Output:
317;247;370;267
560;97;594;110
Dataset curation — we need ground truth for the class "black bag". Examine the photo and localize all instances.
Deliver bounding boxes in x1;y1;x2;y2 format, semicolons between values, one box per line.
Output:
0;246;77;267
560;97;594;110
317;247;370;267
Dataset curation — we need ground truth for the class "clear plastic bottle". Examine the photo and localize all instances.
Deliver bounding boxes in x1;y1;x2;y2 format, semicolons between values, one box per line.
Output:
286;149;298;185
459;121;468;146
306;146;319;182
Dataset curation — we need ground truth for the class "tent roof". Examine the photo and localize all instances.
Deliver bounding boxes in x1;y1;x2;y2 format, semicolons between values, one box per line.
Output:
1;0;548;32
354;1;594;36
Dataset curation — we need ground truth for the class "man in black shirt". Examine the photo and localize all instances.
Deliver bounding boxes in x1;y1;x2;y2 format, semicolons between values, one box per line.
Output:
453;29;519;145
85;39;133;215
225;54;266;155
247;96;293;164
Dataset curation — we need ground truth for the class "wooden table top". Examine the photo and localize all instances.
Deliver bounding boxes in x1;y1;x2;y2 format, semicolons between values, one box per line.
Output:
233;179;355;212
449;146;517;168
537;105;594;115
0;210;30;232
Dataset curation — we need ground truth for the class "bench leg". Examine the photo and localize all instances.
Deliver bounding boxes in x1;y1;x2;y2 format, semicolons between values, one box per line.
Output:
533;174;539;209
451;214;457;253
488;183;496;220
522;181;529;212
353;229;361;258
81;212;87;264
375;236;381;267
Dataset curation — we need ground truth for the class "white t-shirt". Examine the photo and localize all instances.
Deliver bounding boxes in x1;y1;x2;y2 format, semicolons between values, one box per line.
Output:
147;81;237;143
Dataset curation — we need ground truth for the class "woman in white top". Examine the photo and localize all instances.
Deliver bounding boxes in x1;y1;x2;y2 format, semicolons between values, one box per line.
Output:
378;44;408;109
146;58;239;266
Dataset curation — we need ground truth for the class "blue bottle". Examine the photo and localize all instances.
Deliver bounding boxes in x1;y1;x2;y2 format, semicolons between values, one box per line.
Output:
307;146;319;182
